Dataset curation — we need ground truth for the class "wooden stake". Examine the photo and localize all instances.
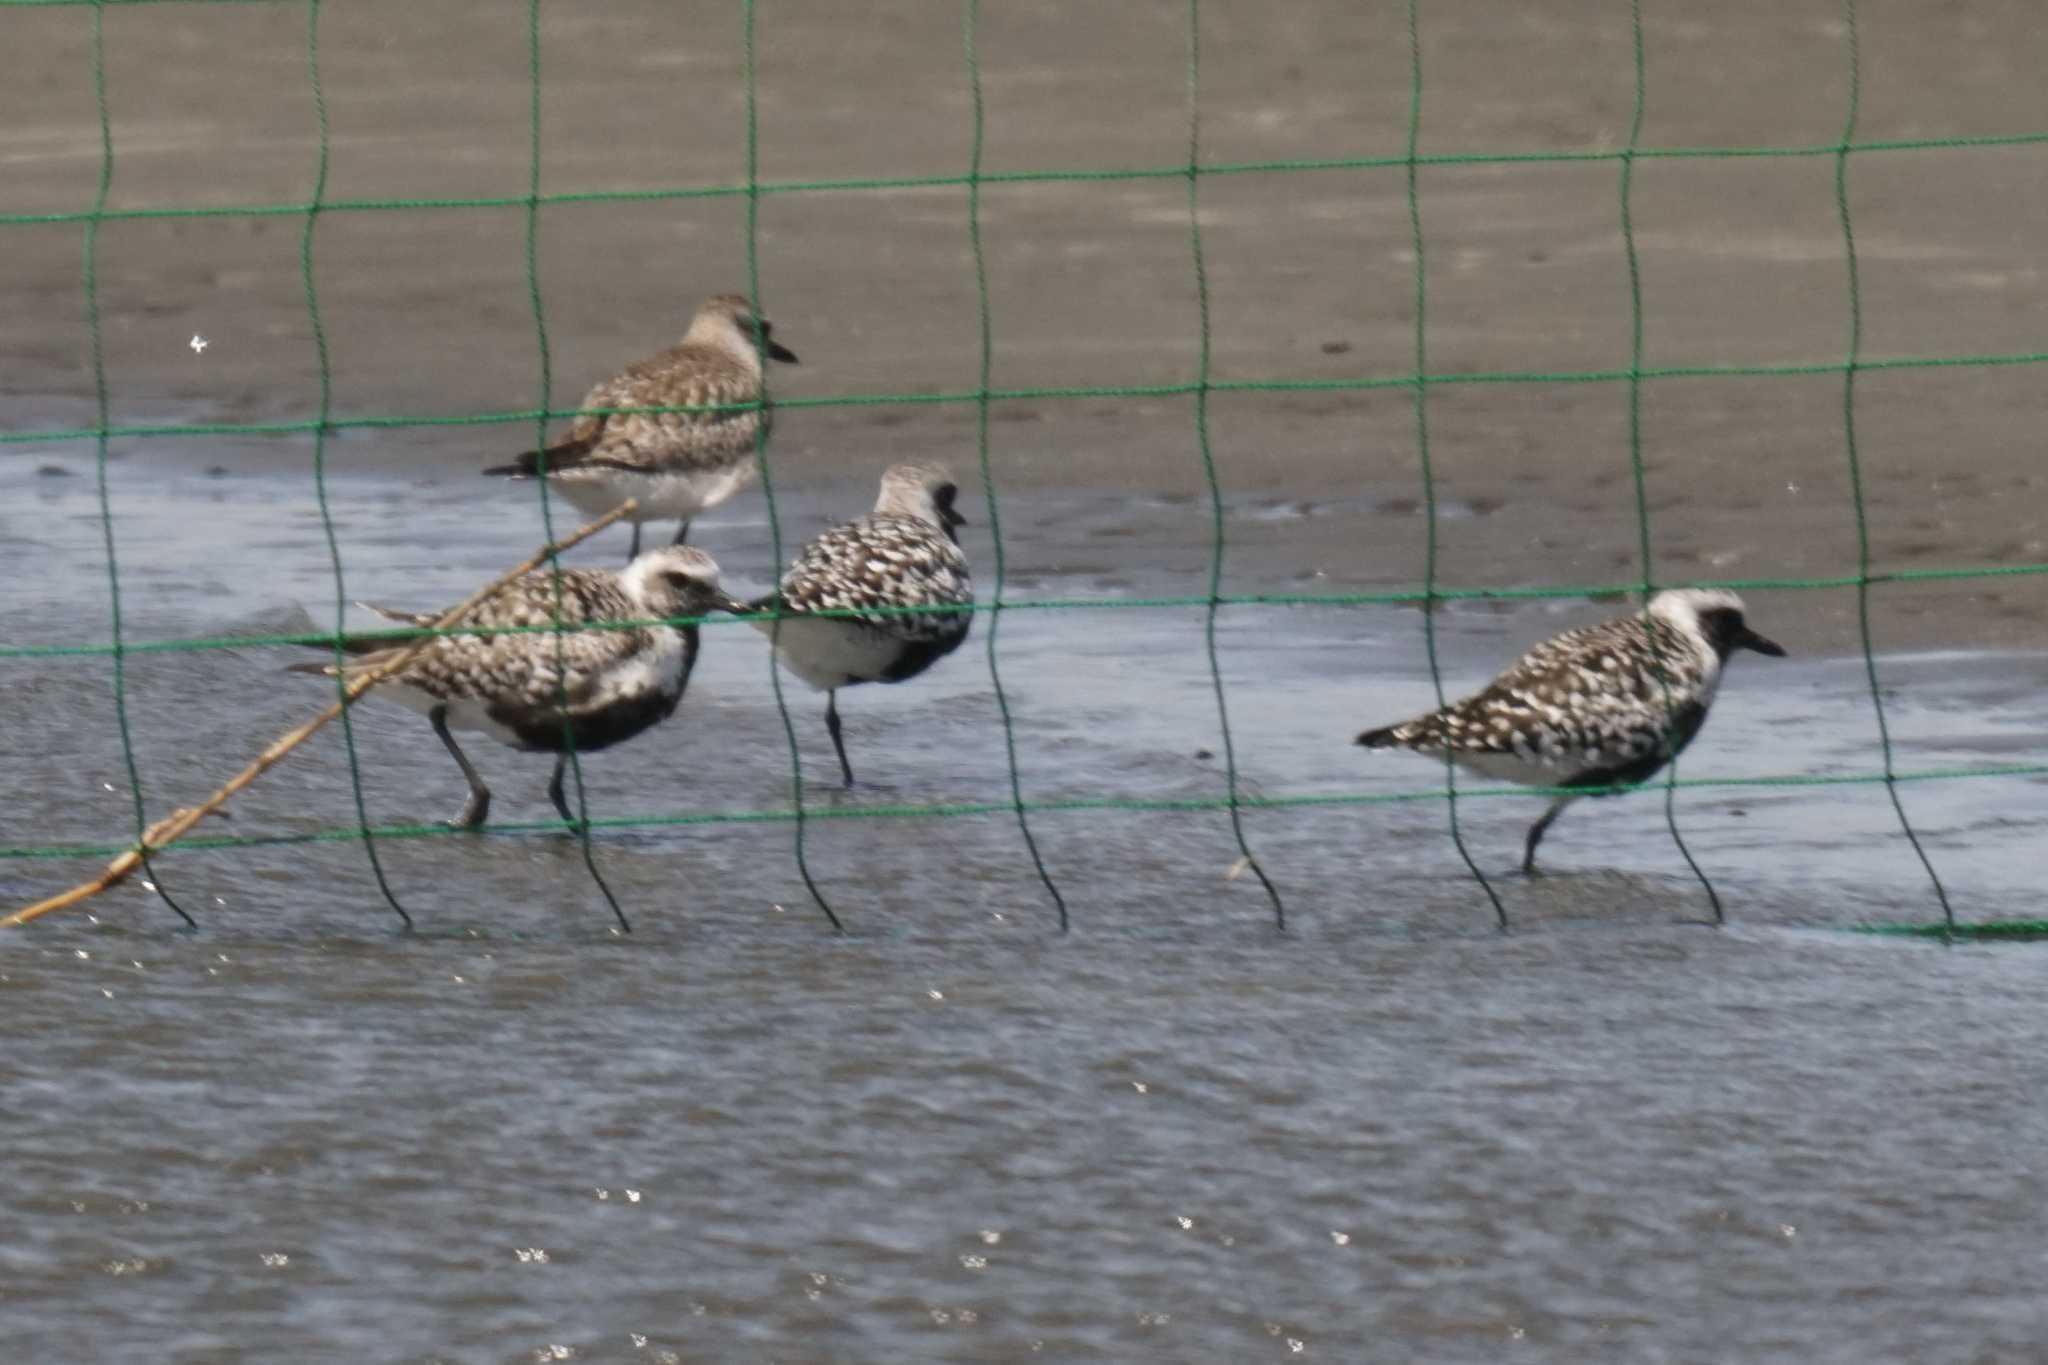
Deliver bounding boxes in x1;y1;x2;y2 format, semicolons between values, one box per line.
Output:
4;501;639;929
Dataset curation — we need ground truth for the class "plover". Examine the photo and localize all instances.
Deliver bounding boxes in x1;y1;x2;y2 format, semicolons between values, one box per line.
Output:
291;546;744;829
745;464;972;786
483;293;799;559
1354;588;1785;873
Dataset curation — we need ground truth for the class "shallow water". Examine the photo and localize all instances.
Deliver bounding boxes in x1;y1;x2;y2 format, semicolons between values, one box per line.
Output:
3;466;2047;1360
8;0;2048;1352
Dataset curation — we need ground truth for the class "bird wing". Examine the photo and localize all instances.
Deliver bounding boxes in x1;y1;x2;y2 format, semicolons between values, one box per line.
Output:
1378;615;1707;766
776;515;973;640
304;571;649;710
573;349;765;471
486;345;764;477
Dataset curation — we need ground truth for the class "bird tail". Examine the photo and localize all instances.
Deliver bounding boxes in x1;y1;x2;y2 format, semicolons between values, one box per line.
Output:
482;434;596;479
1356;714;1445;748
481;450;543;478
354;601;434;627
284;628;406;675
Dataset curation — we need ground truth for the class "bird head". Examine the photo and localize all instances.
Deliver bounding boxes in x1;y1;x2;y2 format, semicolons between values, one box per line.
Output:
694;292;799;364
874;463;967;540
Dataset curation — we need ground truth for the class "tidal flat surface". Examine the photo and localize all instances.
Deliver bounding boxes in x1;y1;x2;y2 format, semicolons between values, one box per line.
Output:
2;468;2045;1362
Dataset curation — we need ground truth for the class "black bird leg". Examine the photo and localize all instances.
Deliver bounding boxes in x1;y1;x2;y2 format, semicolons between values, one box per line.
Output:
824;691;856;788
1521;795;1577;875
544;753;593;826
627;521;642;561
430;704;491;829
671;519;693;546
547;754;577;826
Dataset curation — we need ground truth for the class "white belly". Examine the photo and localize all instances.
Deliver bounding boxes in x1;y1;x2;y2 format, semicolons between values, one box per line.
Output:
371;683;525;749
553;463;756;523
1447;747;1574;789
752;616;908;691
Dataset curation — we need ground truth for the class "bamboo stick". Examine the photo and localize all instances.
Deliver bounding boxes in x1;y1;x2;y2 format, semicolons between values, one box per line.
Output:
4;500;639;929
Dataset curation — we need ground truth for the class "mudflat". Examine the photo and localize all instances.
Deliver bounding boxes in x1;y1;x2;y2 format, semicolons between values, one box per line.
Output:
3;1;2044;655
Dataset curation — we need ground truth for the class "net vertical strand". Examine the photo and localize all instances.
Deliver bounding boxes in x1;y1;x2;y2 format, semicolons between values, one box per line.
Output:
1831;0;1954;931
301;0;411;928
743;0;842;932
964;0;1068;931
83;0;193;927
1617;0;1724;922
5;1;2021;936
1405;0;1507;930
525;0;629;933
1187;0;1285;929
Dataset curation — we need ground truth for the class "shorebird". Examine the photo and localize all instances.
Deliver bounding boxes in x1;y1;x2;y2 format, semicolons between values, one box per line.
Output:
1354;588;1785;873
745;464;972;787
483;293;798;559
291;546;744;829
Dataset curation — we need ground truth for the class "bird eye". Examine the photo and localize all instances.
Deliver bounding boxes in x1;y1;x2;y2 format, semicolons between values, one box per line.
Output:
935;483;958;506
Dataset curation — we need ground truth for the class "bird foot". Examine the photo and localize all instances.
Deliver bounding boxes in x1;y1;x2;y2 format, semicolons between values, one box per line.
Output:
446;795;490;830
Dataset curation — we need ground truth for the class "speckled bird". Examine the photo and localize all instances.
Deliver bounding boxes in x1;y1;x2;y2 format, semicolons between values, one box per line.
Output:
483;293;798;559
746;464;972;787
1354;588;1785;873
291;546;744;829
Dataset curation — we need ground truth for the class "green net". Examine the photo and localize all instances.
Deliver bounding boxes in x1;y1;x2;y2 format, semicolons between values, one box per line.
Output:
4;0;2042;939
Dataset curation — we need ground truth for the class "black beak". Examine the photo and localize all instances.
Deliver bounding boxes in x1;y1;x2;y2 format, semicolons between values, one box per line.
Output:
942;504;967;531
1738;627;1786;658
765;339;799;364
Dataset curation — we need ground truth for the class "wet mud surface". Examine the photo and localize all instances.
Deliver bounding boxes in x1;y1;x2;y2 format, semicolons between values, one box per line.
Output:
3;471;2046;1362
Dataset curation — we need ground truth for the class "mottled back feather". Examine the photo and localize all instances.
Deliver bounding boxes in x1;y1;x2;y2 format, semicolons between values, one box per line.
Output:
776;513;974;646
312;570;678;718
1364;613;1714;776
560;344;767;472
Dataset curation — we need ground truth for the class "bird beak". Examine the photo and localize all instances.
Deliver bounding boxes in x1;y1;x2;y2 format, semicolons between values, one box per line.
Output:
719;595;757;617
1738;627;1787;657
765;339;799;364
942;504;967;530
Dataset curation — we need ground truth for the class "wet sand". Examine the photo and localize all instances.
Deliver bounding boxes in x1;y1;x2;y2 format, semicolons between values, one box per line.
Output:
5;3;2048;1360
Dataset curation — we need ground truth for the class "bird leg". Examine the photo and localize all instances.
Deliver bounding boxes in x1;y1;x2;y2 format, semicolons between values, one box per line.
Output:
430;704;491;830
547;754;576;826
824;691;856;788
627;521;642;561
1521;795;1577;876
670;519;693;547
